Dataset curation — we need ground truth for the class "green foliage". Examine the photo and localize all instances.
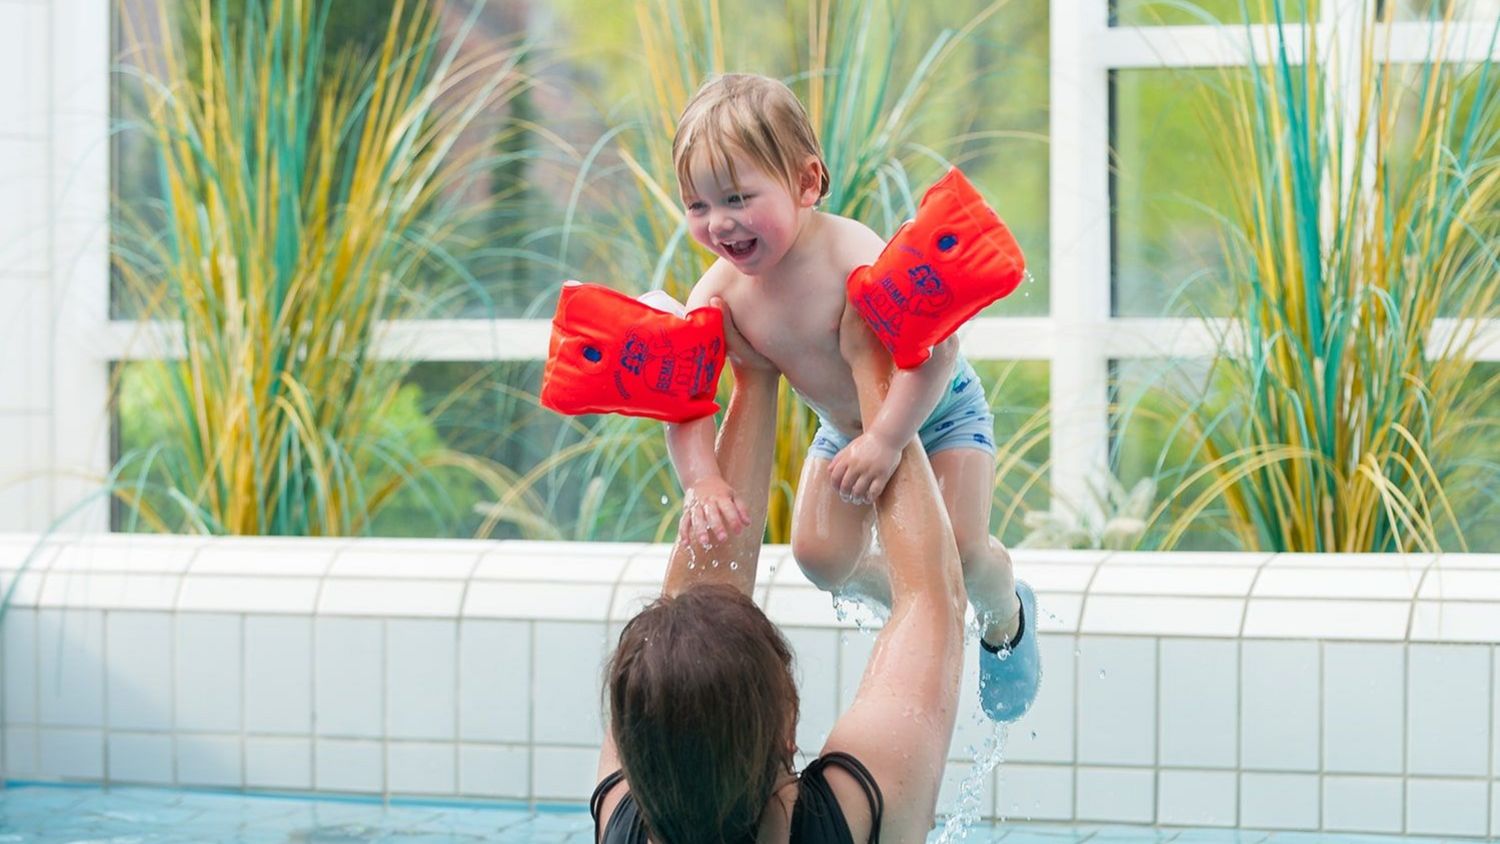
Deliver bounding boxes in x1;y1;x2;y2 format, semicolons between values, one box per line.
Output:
1123;2;1500;552
110;0;540;535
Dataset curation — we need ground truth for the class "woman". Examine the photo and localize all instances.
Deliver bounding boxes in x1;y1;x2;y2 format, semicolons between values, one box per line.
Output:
591;297;968;843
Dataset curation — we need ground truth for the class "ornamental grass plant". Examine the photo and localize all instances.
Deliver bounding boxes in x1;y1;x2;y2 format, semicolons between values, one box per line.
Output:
1133;2;1500;551
111;0;543;535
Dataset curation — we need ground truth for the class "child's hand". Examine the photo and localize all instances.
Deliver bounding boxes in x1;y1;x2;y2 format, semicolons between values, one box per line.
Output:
829;430;902;505
680;476;752;545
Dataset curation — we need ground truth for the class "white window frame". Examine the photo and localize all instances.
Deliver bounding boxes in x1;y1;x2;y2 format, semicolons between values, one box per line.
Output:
56;0;1500;532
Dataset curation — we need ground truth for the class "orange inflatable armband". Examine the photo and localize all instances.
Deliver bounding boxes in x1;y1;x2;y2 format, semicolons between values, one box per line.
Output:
846;168;1026;369
540;282;726;423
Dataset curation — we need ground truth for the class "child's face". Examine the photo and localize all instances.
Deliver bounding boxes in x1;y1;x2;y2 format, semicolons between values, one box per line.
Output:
681;151;816;276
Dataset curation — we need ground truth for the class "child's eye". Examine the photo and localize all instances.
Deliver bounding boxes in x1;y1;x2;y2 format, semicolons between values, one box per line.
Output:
686;201;708;213
727;194;748;206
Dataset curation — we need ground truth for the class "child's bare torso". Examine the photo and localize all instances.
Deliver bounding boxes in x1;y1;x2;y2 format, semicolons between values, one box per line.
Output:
713;214;883;436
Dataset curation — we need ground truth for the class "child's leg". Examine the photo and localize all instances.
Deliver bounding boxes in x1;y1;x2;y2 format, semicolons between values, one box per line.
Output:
789;456;890;605
930;447;1021;646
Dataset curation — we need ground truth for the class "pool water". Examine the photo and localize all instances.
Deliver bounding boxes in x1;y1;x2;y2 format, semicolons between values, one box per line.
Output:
0;783;1464;843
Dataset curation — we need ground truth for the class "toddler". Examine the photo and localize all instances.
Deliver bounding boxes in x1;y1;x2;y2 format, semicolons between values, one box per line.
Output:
664;73;1038;721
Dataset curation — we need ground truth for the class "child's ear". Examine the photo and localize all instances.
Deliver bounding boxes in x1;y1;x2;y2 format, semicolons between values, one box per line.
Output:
797;157;825;206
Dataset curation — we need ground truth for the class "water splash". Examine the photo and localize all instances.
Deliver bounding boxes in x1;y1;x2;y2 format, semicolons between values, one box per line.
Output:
831;591;887;633
934;721;1007;844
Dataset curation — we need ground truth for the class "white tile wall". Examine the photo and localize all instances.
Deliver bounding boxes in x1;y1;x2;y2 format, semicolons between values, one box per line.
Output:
0;139;48;274
533;746;598;801
177;576;320;614
459;744;529;798
1407;644;1491;776
314;617;383;738
1242;598;1411;640
315;738;383;793
464;581;613;622
1157;769;1236;827
1322;642;1404;774
174;614;241;732
1;537;1499;834
386;620;456;740
1322;775;1403;834
1076;766;1155;822
0;3;47;138
387;741;457;795
531;622;607;745
783;627;838;756
1077;636;1155;765
319;579;465;618
1006;634;1075;764
1405;777;1489;837
1158;638;1237;768
5;727;37;777
36;609;104;728
175;734;241;787
105;612;173;731
3;608;36;723
38;728;102;779
994;763;1073;821
459;620;530;743
0;281;47;412
1239;772;1319;830
244;616;313;733
190;541;341;576
106;732;173;785
1082;596;1244;637
245;737;312;789
1493;782;1500;840
1240;640;1318;771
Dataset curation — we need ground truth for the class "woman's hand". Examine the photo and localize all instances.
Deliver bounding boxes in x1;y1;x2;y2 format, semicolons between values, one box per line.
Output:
680;475;752;546
712;295;777;374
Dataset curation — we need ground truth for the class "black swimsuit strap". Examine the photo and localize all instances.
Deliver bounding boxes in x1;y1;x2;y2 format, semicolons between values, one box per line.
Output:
805;752;884;841
590;769;627;837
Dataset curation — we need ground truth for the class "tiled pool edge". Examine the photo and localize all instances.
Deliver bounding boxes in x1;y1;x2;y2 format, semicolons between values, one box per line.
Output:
0;535;1495;838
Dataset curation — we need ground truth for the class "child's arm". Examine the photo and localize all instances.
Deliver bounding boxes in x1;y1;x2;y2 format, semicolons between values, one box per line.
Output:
829;334;959;503
665;288;780;545
663;319;779;597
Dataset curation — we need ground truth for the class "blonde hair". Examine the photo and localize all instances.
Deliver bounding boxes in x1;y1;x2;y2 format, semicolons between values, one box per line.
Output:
672;74;830;203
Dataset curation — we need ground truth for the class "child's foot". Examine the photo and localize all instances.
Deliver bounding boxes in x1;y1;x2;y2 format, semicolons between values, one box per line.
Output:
978;580;1041;722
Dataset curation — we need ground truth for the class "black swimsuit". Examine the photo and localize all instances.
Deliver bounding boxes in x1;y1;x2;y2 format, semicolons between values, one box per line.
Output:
590;752;885;843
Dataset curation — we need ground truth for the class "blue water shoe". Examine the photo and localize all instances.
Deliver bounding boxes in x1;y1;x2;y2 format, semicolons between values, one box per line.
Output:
978;580;1040;722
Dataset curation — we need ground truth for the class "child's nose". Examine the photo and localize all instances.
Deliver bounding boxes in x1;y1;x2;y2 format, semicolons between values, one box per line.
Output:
709;210;736;234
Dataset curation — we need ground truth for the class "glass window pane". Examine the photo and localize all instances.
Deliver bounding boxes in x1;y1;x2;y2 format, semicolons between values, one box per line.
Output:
1112;67;1246;318
1109;357;1236;551
1384;0;1500;20
971;360;1051;547
1112;0;1315;26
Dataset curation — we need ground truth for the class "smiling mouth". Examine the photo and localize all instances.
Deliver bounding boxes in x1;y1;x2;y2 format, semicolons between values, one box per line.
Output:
722;238;758;258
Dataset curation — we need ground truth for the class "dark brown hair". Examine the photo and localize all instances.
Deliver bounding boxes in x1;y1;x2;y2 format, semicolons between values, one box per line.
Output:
605;584;800;843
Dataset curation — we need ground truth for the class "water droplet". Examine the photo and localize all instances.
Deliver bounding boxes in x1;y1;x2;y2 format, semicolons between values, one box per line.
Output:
729;561;738;570
1098;669;1107;679
1074;648;1081;657
660;495;669;506
1030;730;1037;739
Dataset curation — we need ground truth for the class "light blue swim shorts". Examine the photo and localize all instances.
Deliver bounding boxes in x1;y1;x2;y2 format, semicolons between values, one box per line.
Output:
808;356;996;460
